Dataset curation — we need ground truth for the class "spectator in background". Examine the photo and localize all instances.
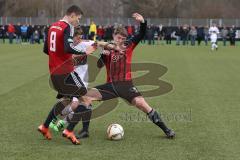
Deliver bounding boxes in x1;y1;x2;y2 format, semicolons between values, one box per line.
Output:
42;25;49;43
146;25;154;45
104;25;113;42
221;26;229;46
164;26;172;45
204;26;209;46
15;22;22;44
82;24;89;39
7;23;15;44
181;25;189;45
97;25;104;41
27;25;34;44
33;30;40;44
189;26;197;46
175;26;181;45
89;21;97;41
0;25;6;43
21;24;28;43
158;24;164;45
229;25;236;46
154;28;159;45
197;26;205;46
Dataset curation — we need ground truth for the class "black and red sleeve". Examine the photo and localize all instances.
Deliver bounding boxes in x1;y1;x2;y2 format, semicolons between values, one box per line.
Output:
130;21;147;45
97;53;107;68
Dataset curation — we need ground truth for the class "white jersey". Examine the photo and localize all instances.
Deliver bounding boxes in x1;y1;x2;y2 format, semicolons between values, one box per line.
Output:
72;40;95;88
74;40;95;52
209;26;219;43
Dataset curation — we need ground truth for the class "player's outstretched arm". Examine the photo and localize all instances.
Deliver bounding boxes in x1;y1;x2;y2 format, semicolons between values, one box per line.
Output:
131;13;147;45
97;41;126;53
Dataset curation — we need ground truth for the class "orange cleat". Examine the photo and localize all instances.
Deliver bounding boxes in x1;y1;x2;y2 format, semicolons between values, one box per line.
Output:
38;124;52;140
62;129;80;145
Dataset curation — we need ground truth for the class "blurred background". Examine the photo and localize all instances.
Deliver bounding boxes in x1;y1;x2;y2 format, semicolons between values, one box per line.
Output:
1;0;240;18
0;0;239;45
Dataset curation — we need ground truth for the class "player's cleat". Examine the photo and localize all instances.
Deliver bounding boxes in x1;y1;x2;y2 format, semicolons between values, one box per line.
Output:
38;124;52;140
76;129;89;139
164;129;175;139
49;118;57;130
50;120;66;132
62;129;80;145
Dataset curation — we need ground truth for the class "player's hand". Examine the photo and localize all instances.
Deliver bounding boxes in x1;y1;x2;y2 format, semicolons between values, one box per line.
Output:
106;43;126;53
102;50;111;55
86;46;97;55
132;13;145;23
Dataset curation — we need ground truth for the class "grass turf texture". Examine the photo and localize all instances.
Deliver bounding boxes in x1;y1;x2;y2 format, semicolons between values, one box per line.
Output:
0;43;240;160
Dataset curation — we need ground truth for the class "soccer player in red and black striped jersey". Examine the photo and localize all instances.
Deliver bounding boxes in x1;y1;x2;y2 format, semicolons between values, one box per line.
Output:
37;5;99;145
76;13;175;139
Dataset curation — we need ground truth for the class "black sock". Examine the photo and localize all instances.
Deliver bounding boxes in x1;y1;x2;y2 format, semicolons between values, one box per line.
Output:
147;109;169;132
82;105;92;132
66;104;87;132
43;101;66;128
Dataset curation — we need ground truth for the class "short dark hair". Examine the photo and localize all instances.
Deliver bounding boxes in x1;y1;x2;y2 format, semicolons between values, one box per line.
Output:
114;26;128;37
66;5;84;16
74;27;83;37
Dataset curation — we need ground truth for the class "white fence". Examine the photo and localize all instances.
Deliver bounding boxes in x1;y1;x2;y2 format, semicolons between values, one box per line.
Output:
0;17;240;26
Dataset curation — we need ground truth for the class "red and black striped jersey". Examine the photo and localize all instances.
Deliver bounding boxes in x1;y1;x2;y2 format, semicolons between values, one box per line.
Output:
98;21;147;82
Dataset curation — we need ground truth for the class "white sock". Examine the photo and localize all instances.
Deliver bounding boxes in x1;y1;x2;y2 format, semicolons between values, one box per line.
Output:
61;105;73;116
63;111;74;125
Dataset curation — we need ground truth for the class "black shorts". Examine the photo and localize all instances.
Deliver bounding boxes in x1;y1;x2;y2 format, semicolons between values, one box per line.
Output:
51;72;87;99
95;81;142;103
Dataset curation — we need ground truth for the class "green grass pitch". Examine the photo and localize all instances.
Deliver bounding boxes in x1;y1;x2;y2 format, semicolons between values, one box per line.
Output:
0;42;240;160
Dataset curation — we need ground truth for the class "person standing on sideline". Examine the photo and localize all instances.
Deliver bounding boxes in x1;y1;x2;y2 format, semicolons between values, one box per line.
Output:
221;26;229;46
89;21;97;41
229;25;236;46
7;23;15;44
189;26;197;46
197;26;205;46
204;26;209;46
15;22;22;44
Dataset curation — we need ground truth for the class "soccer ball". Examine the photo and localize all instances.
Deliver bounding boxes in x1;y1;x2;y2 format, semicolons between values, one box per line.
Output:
107;124;124;140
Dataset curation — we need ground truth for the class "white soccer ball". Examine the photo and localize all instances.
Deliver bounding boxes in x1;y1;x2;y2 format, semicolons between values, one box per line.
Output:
107;124;124;140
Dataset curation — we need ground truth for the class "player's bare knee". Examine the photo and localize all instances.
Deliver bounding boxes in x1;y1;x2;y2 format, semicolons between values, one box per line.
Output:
71;97;80;110
80;96;92;106
132;96;145;106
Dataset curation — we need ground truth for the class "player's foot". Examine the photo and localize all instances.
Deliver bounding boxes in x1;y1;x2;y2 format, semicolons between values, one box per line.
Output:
76;129;89;139
54;120;66;132
49;119;57;130
38;124;52;140
62;129;80;145
164;129;175;139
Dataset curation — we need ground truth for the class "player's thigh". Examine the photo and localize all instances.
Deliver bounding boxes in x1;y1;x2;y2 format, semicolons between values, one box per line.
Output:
94;83;118;101
80;88;103;105
51;72;87;98
115;81;142;104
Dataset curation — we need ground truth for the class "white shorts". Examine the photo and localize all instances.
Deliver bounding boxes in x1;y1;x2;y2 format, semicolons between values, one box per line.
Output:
74;64;89;88
210;35;217;43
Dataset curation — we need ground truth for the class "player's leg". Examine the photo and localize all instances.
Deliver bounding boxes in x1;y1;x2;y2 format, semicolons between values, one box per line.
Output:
131;96;175;138
116;81;175;138
215;41;218;50
76;83;119;139
46;73;87;144
38;97;71;140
